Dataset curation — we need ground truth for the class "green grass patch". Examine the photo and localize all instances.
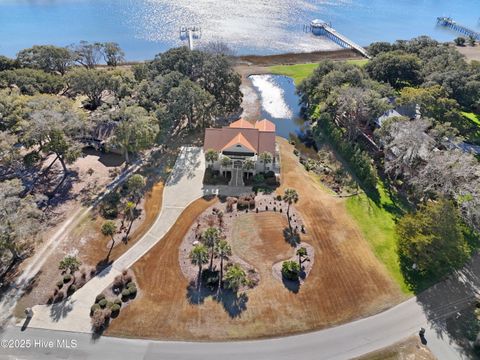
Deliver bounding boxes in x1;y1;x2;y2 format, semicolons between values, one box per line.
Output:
462;111;480;126
268;59;369;85
346;180;411;294
268;63;319;85
346;59;369;67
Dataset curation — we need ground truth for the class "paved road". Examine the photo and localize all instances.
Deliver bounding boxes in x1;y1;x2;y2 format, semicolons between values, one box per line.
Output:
0;297;466;360
25;147;207;333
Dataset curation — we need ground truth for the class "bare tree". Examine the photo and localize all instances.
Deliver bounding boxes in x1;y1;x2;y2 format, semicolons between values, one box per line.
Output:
376;118;435;179
0;179;44;273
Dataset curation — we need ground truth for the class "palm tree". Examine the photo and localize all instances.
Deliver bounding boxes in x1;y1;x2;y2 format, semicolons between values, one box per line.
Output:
121;201;135;229
126;174;145;206
189;244;209;288
296;247;308;268
201;227;221;269
224;264;247;292
221;156;232;168
283;188;299;231
58;256;82;275
259;151;272;173
101;220;117;259
242;158;255;178
205;149;219;168
214;240;232;290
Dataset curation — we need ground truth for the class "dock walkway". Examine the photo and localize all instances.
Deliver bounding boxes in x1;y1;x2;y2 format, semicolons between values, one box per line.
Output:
437;17;480;40
307;19;371;59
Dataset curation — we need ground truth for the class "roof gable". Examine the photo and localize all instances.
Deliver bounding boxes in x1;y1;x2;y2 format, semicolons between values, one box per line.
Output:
255;119;276;132
222;133;256;153
229;119;255;129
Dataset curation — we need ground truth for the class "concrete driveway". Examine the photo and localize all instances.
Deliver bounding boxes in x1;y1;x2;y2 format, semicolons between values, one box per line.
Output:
25;147;207;333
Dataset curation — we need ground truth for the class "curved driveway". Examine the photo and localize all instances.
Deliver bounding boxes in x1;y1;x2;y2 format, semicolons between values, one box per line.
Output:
6;147;466;359
26;147;208;333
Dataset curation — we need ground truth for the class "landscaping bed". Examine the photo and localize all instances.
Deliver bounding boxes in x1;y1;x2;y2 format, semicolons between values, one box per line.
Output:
203;168;230;185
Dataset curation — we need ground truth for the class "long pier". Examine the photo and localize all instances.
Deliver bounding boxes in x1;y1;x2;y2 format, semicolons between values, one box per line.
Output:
305;19;371;59
437;17;480;40
180;26;202;50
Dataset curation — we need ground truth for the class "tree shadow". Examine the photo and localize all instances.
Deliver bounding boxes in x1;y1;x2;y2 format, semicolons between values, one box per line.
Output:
49;299;76;322
215;290;248;318
186;273;249;318
414;253;480;359
281;276;300;293
283;227;300;247
20;316;31;331
166;147;202;186
82;148;124;167
94;263;114;278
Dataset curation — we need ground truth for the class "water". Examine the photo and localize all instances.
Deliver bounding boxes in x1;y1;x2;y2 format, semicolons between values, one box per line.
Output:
250;74;305;139
0;0;479;60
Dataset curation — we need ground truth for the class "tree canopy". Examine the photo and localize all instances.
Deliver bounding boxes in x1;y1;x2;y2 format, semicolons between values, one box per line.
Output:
397;199;469;276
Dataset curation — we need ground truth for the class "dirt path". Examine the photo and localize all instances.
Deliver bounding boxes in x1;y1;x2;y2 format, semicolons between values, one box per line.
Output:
107;139;404;341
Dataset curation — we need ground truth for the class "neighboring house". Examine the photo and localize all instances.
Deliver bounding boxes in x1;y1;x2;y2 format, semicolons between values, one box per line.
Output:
204;118;277;178
79;121;121;153
376;101;421;127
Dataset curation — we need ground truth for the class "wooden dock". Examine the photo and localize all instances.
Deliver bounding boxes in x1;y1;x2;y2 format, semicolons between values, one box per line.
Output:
306;19;371;59
437;17;480;40
180;26;201;50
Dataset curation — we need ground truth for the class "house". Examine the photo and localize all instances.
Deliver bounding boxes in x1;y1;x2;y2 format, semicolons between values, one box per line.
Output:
376;101;421;127
204;118;277;180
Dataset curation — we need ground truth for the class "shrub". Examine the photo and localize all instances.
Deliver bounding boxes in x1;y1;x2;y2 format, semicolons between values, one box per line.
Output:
128;286;137;297
91;310;105;332
111;304;121;313
281;260;301;281
106;301;114;309
125;281;134;289
103;309;112;319
98;299;108;308
56;280;64;288
121;288;130;297
226;197;238;212
95;293;106;303
454;37;466;46
265;171;275;178
55;290;65;302
114;298;122;306
63;274;72;283
101;206;118;219
68;284;77;294
113;275;124;289
253;174;265;184
276;195;282;201
90;304;100;315
265;177;277;186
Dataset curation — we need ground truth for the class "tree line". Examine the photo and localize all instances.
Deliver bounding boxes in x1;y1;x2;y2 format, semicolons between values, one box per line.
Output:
298;36;480;283
0;42;242;276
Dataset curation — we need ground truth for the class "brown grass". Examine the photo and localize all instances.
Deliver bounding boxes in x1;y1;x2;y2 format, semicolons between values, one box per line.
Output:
80;181;164;266
14;181;164;316
106;138;403;340
353;336;435;360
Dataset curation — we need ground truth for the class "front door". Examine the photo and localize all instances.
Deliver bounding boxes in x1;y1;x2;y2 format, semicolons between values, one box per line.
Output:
234;160;243;169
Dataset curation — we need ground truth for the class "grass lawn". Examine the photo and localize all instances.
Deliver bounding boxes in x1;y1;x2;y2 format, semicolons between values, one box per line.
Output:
268;59;368;85
462;111;480;126
346;180;412;294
